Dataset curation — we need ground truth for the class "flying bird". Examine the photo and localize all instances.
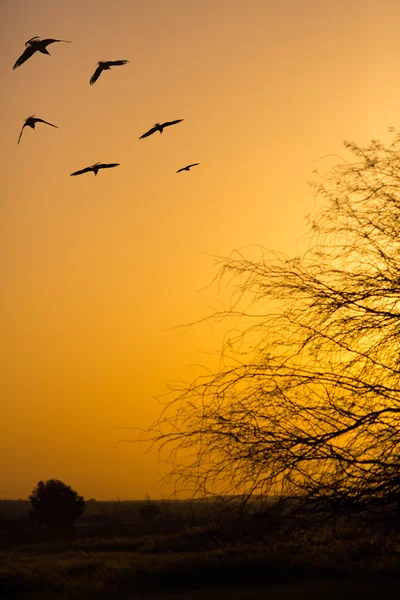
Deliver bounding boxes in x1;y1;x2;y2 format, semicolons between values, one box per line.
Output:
70;162;120;177
17;115;59;145
13;36;71;69
176;163;200;173
139;119;184;139
90;60;129;85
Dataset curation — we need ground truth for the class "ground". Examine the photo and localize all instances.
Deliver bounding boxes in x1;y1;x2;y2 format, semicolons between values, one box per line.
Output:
1;499;400;598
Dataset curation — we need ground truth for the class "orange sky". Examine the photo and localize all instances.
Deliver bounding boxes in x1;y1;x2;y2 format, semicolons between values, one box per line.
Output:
1;0;400;499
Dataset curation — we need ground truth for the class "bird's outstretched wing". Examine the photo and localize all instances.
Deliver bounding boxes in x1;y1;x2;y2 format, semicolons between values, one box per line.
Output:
13;45;37;69
139;127;158;139
41;38;72;45
163;119;184;128
17;124;27;145
176;163;199;173
35;118;59;128
90;64;104;85
97;163;120;169
108;60;129;66
70;167;93;176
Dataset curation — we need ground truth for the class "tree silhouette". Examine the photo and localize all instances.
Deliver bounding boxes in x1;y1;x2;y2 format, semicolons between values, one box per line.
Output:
142;131;400;528
29;479;85;528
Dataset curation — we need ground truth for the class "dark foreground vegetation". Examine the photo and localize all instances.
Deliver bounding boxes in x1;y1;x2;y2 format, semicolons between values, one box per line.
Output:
1;497;400;599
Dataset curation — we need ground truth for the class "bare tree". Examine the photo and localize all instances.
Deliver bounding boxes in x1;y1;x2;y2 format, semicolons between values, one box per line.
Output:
137;131;400;528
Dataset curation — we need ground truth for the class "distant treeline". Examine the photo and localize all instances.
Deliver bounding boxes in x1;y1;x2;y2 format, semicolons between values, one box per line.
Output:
0;497;244;520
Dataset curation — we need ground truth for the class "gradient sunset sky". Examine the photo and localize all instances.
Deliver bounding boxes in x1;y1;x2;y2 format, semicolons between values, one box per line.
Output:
1;0;399;500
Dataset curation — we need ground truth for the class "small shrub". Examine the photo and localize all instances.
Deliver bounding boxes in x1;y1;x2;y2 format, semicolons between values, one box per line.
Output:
139;498;160;522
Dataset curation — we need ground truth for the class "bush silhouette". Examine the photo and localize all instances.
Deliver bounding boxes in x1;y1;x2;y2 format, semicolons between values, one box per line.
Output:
139;498;160;522
29;479;85;528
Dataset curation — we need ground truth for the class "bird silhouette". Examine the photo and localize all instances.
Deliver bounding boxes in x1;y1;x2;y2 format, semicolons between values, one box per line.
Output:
176;163;200;173
70;162;120;176
13;36;71;69
90;60;129;85
139;120;184;139
17;115;59;145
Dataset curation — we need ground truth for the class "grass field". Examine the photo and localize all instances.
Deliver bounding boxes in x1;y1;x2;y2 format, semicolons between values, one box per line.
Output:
1;499;400;598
